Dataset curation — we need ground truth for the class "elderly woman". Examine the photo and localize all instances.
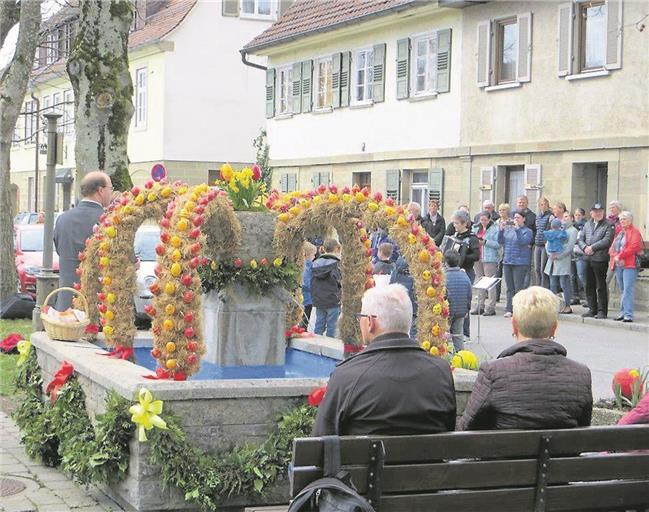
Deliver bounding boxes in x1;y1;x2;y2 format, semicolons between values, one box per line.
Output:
609;211;643;322
544;211;578;314
471;211;500;315
498;211;533;317
459;286;592;430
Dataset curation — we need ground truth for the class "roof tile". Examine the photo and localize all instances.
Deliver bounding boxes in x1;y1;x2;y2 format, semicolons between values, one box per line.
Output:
244;0;422;53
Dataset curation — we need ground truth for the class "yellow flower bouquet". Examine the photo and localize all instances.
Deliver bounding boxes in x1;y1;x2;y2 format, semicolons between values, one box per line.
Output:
217;163;267;211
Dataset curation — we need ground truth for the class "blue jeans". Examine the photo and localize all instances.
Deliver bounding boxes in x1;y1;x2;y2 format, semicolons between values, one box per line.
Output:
504;264;529;313
550;274;572;309
450;315;465;352
314;306;341;337
615;267;638;320
534;245;550;288
575;258;586;289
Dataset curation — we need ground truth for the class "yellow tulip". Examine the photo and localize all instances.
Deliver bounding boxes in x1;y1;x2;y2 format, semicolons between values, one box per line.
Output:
250;259;258;269
273;258;282;267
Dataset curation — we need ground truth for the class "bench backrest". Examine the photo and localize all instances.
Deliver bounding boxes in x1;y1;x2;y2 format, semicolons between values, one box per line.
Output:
290;425;649;512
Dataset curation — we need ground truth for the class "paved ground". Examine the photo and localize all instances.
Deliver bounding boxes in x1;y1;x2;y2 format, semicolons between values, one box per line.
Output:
466;303;649;401
0;412;124;512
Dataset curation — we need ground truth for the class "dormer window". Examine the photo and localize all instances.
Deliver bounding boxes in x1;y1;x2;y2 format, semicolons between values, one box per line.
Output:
240;0;276;20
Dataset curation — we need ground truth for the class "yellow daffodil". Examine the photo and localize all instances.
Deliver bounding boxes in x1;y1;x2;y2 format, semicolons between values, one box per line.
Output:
129;388;167;442
16;340;31;366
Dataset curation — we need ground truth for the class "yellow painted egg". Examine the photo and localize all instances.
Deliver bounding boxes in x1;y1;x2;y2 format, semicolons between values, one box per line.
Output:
170;262;182;277
166;342;176;352
165;304;176;315
165;359;177;369
164;282;176;295
106;293;116;304
163;319;174;331
171;236;182;248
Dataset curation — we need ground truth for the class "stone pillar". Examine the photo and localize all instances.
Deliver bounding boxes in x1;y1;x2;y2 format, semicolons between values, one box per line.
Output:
203;285;287;367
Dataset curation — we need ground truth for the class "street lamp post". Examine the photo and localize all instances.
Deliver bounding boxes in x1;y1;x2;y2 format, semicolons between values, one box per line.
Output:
33;113;62;331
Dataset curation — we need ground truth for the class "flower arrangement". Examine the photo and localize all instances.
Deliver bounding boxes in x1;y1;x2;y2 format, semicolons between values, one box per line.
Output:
216;163;267;211
613;367;647;408
198;257;300;297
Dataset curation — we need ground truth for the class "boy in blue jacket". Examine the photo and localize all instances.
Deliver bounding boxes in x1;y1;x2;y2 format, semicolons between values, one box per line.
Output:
444;250;473;351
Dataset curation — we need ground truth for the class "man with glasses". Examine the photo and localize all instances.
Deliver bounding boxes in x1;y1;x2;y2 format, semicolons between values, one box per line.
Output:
54;171;112;309
312;284;456;436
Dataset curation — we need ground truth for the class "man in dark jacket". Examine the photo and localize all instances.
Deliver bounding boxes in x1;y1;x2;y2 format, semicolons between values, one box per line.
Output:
460;286;592;431
313;284;456;436
578;203;615;319
54;171;112;309
311;239;342;337
420;199;446;247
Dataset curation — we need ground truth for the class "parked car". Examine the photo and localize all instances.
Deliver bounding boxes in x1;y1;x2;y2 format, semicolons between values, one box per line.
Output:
134;225;159;320
14;212;60;225
14;224;59;299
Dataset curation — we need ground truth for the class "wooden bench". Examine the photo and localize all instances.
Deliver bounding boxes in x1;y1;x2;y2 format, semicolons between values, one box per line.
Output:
289;425;649;512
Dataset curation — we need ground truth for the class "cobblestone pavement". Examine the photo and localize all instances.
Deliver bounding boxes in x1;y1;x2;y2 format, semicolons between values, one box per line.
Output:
0;411;124;512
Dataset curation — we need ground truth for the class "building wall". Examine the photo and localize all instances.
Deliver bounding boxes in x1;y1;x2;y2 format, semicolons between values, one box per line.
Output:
162;1;272;165
460;0;649;145
266;6;463;162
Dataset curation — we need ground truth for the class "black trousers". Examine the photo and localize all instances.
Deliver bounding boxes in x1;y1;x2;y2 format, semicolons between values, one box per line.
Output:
300;304;313;330
584;260;609;315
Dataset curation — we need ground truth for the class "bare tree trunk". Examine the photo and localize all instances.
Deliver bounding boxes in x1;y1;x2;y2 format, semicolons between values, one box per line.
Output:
0;0;42;304
67;0;134;193
0;1;20;48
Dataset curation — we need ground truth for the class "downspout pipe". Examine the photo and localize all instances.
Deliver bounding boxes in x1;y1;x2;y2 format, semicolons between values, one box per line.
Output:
240;49;267;71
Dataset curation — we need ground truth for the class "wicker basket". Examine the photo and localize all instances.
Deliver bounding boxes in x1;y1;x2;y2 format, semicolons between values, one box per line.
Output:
41;287;90;342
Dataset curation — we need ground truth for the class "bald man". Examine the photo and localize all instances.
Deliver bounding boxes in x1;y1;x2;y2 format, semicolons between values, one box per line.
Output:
54;171;113;309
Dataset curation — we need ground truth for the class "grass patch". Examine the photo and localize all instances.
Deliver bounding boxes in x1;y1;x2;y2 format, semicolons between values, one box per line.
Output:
0;353;19;396
0;318;33;397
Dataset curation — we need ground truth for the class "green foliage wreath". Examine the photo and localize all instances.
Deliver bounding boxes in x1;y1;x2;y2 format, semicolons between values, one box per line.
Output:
12;353;316;509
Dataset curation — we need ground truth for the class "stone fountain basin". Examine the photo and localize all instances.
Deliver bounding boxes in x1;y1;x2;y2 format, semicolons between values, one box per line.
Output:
30;331;477;511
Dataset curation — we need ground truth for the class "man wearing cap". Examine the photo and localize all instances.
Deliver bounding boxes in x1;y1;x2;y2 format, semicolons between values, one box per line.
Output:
577;203;615;319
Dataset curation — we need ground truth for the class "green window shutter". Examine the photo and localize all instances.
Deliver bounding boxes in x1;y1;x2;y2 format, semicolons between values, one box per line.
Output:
385;170;400;202
428;168;444;210
340;51;351;107
320;172;330;185
291;62;302;113
436;29;452;93
301;60;313;113
222;0;239;17
396;38;410;100
266;68;275;119
372;43;386;103
332;52;342;108
288;173;298;192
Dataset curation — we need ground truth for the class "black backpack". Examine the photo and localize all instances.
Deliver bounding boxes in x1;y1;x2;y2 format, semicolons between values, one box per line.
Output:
288;436;381;512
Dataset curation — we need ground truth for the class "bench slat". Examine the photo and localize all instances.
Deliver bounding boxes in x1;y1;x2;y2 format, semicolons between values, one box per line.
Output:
292;425;649;466
378;480;649;512
291;454;649;495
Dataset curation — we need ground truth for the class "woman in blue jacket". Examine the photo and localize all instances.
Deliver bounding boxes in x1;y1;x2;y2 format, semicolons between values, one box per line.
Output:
471;212;500;315
498;211;534;316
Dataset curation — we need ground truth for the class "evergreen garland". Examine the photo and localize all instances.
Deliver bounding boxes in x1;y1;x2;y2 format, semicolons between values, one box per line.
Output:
12;352;317;510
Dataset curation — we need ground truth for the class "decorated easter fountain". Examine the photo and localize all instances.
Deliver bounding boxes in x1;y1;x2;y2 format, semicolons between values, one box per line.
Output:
21;164;477;511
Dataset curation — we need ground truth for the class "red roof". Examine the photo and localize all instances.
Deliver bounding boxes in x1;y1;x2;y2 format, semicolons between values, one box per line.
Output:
129;0;197;49
243;0;423;53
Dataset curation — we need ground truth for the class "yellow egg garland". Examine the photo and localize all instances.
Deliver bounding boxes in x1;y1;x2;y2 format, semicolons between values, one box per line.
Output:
150;186;242;379
268;185;450;349
77;179;187;349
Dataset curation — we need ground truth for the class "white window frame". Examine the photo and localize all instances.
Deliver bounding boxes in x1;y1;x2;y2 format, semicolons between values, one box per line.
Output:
578;0;607;73
63;89;74;135
46;31;58;65
239;0;277;20
410;31;438;98
135;67;147;130
52;92;61;114
276;65;293;116
351;47;374;106
313;56;333;111
24;100;37;145
494;16;518;84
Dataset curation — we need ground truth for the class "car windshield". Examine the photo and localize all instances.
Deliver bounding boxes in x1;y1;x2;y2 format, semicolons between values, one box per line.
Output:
20;230;51;252
134;230;159;261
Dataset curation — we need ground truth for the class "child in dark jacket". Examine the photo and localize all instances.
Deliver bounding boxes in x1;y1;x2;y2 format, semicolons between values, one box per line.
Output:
444;250;473;351
389;256;417;338
372;243;395;275
311;238;342;337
